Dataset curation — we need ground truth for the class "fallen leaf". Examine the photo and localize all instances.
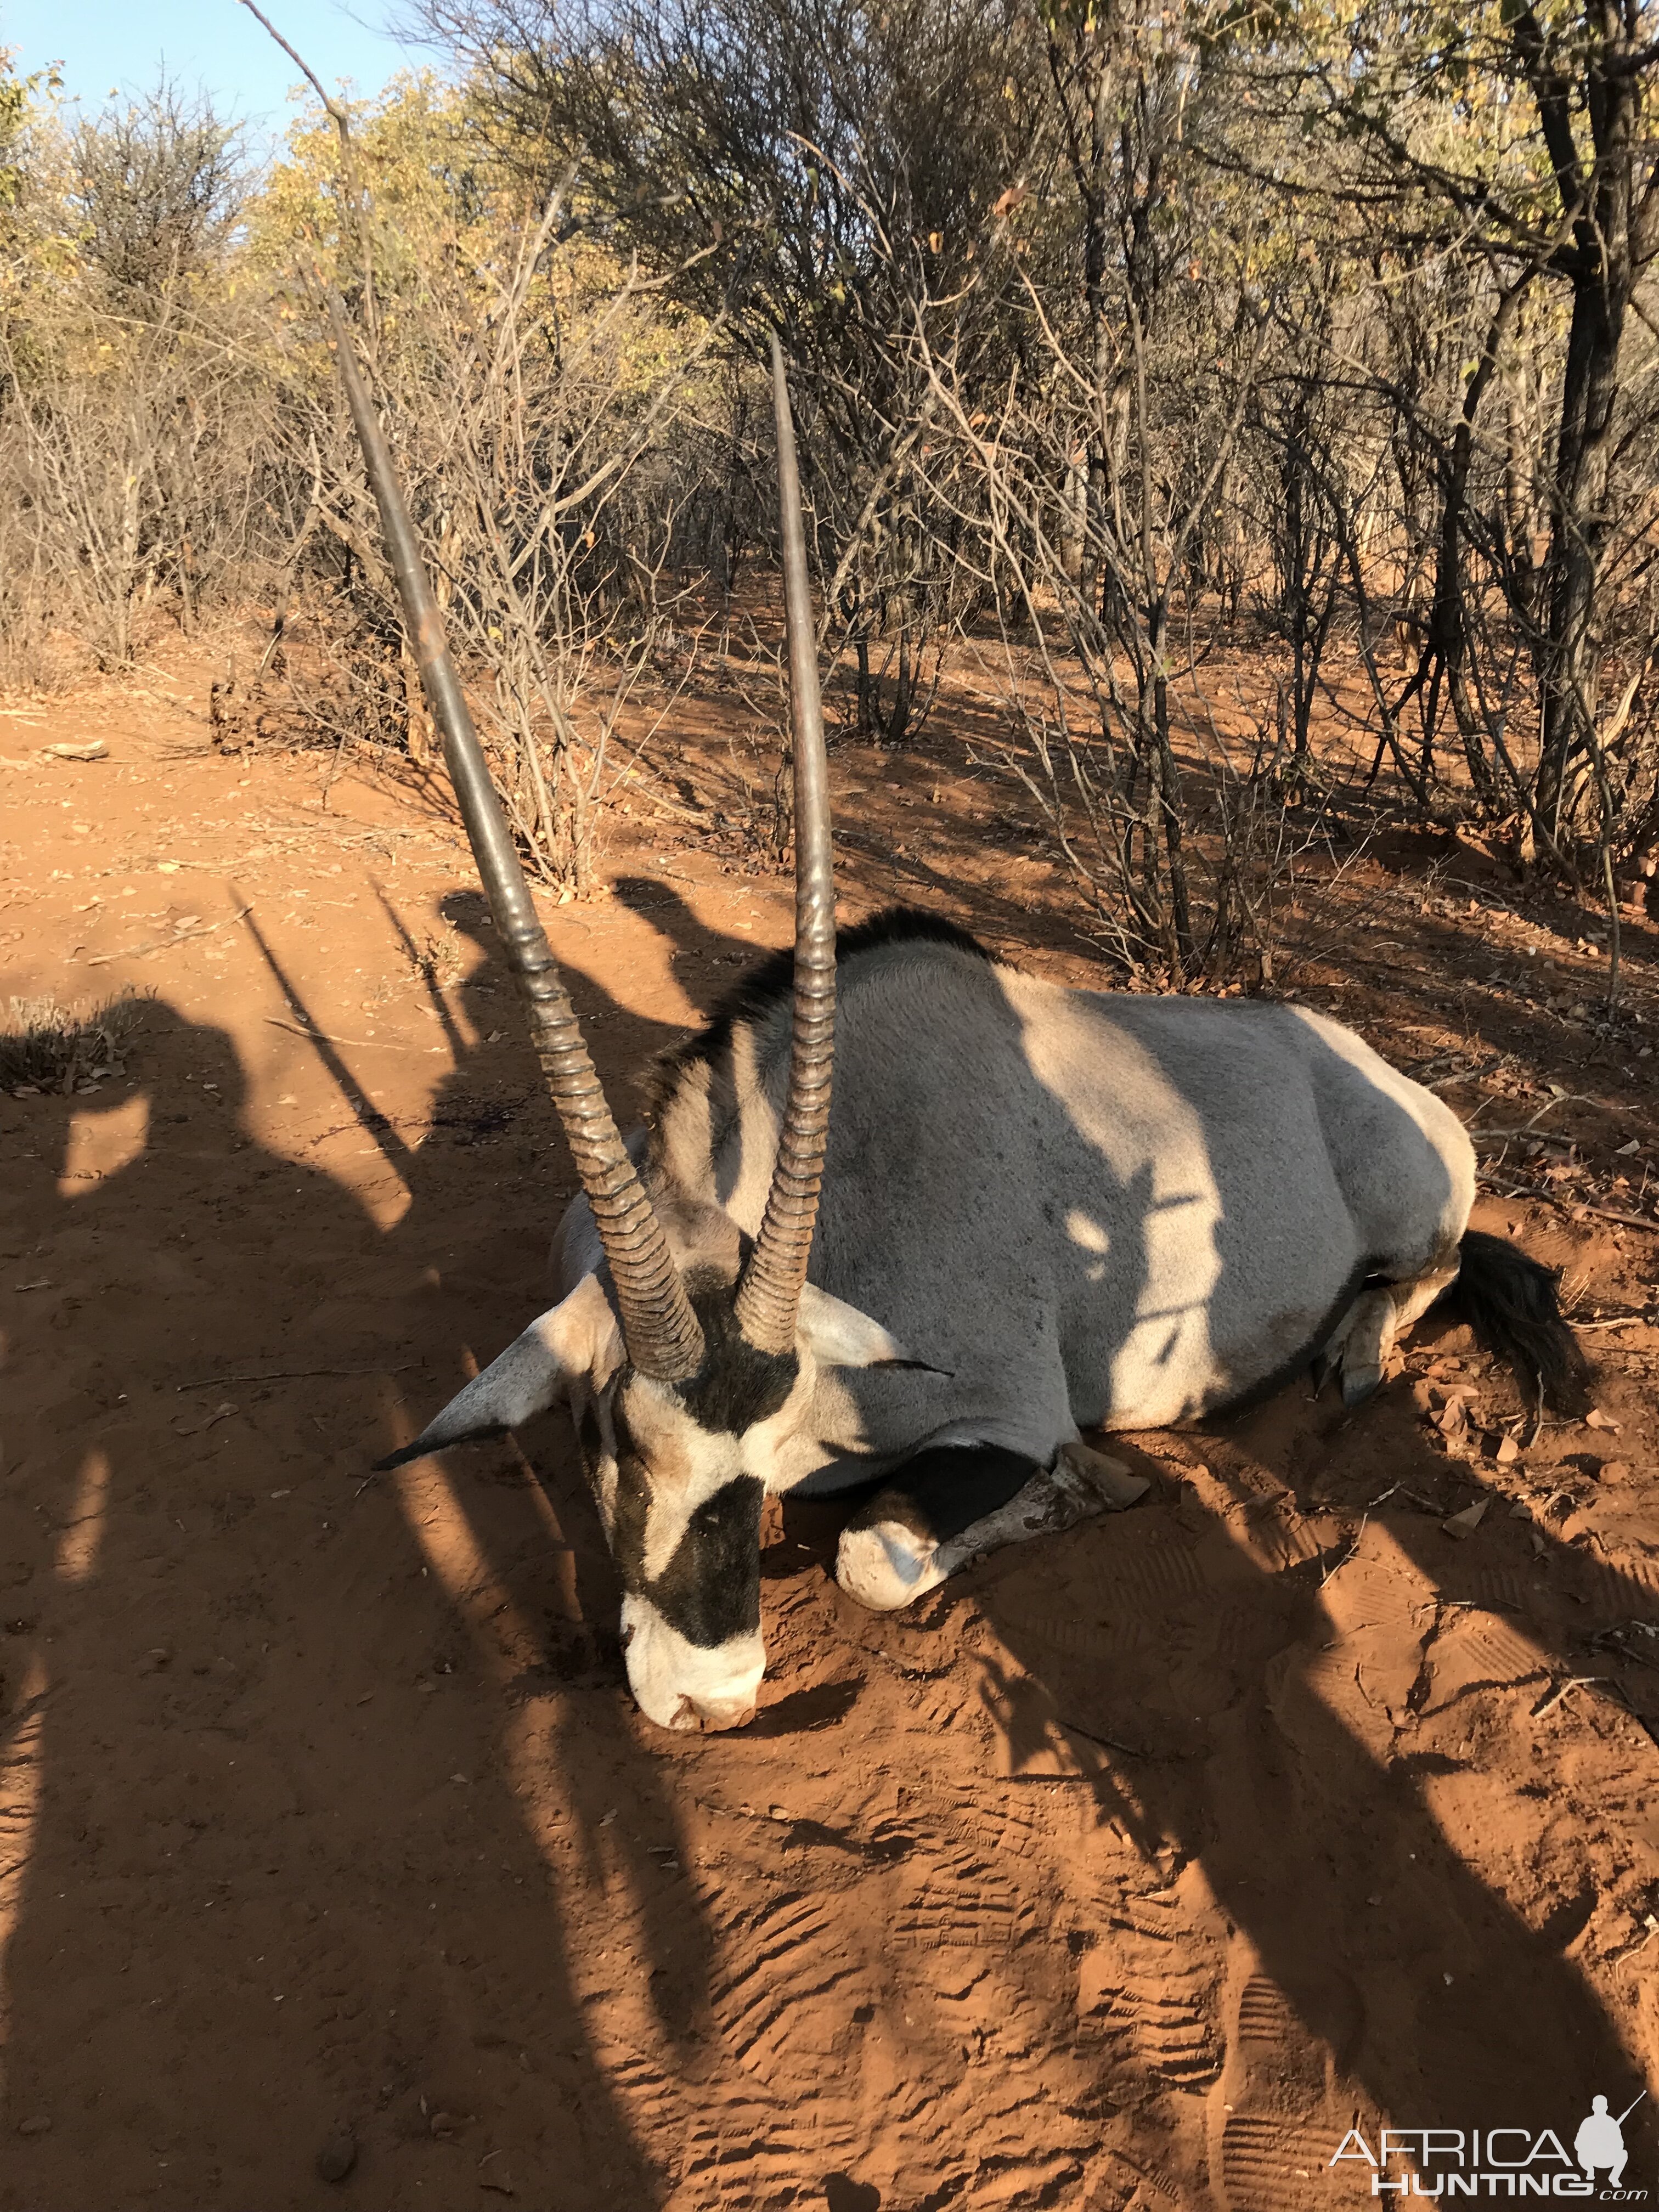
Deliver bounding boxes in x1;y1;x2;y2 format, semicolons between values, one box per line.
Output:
1443;1499;1491;1539
1616;1138;1641;1156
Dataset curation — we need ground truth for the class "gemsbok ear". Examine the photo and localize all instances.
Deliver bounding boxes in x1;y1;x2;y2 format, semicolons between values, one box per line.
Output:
796;1283;949;1373
376;1273;622;1470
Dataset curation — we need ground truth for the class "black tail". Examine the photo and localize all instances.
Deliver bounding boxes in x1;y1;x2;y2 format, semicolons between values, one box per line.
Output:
1438;1229;1590;1409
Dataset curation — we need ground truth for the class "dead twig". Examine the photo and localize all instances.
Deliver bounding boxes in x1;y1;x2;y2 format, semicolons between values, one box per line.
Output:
84;904;252;966
264;1014;404;1052
1478;1173;1659;1234
177;1364;416;1391
1530;1675;1605;1719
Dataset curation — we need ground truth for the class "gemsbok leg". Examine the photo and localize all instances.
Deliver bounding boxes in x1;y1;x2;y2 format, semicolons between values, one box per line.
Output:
836;1438;1149;1613
1317;1244;1463;1406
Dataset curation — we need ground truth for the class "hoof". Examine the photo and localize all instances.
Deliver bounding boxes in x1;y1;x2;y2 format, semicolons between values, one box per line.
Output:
668;1695;757;1733
836;1520;944;1613
1056;1441;1150;1511
1341;1364;1382;1408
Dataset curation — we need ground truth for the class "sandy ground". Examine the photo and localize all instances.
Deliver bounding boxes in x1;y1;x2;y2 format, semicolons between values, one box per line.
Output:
3;653;1659;2211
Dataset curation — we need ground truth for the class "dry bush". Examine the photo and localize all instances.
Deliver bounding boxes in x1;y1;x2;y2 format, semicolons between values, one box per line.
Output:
201;77;738;892
5;5;1655;950
0;83;291;688
1;990;149;1094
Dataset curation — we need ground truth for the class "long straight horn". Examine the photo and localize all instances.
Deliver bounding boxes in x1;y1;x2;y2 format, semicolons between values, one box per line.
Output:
733;338;837;1357
326;296;704;1383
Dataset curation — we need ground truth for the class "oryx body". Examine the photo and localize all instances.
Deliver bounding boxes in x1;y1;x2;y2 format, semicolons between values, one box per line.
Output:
388;907;1556;1731
629;912;1470;1480
348;332;1582;1735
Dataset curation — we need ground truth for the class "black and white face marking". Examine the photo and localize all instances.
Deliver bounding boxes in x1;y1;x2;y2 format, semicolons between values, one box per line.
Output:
580;1279;926;1729
596;1287;800;1731
385;1270;919;1731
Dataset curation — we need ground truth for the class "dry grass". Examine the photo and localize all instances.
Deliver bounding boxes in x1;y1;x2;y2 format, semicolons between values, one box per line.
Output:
412;924;466;995
1;991;149;1094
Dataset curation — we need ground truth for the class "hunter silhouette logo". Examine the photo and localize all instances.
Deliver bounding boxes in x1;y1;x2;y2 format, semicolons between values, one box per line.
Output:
1330;2094;1649;2198
1577;2098;1643;2193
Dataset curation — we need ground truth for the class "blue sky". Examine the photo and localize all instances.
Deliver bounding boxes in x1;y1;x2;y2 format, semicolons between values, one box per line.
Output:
1;0;425;139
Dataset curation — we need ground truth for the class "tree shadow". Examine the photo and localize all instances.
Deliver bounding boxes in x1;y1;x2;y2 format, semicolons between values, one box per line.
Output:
772;998;1656;2182
10;883;1648;2208
965;1382;1655;2167
367;876;1659;2194
0;997;694;2207
366;873;770;2085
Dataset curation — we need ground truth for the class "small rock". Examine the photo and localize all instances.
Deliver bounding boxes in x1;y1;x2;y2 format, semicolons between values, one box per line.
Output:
429;2110;461;2140
315;2127;357;2183
1493;1434;1521;1466
1586;1408;1622;1432
17;2115;51;2137
1596;1462;1632;1486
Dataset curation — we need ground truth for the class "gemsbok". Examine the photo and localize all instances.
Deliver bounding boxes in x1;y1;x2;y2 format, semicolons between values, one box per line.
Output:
335;323;1585;1733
